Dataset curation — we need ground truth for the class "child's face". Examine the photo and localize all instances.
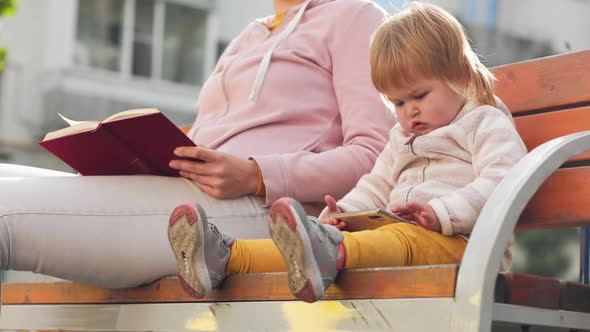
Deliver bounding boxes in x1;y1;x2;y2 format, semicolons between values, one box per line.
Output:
385;77;465;135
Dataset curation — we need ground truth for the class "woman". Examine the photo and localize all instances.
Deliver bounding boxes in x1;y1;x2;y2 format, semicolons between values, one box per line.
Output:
0;0;394;288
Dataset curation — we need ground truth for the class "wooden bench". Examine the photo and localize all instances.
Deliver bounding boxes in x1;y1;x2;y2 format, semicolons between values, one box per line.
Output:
1;50;589;332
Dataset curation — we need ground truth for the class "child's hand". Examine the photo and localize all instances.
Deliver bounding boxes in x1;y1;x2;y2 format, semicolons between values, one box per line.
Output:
321;195;347;230
391;202;442;232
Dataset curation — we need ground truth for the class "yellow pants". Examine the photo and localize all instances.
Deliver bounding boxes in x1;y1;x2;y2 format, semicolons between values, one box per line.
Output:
226;223;467;274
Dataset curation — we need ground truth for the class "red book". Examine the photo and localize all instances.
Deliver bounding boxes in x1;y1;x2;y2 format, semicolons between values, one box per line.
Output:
39;108;196;176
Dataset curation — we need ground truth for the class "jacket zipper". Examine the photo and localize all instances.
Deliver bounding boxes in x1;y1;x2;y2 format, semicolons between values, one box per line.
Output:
404;135;431;203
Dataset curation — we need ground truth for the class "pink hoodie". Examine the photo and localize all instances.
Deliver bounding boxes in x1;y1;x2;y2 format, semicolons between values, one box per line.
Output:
188;0;395;214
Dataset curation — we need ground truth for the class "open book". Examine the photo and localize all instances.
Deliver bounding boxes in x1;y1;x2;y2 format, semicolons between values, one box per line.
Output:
329;209;414;231
40;108;197;176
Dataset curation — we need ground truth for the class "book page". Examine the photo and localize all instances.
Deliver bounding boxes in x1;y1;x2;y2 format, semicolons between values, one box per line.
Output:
104;108;160;123
42;121;100;141
58;112;88;126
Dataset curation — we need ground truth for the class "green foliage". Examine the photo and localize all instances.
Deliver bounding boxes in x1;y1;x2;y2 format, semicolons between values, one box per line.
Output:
513;228;579;280
0;0;17;16
0;48;6;71
0;0;17;71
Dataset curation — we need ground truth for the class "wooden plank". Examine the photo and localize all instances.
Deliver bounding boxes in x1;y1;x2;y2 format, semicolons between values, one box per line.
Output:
514;106;590;163
493;50;590;115
560;281;590;313
1;265;457;305
495;273;561;310
517;167;590;230
494;272;590;312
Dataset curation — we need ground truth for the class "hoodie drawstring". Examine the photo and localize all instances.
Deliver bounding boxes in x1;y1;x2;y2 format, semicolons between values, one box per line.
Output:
249;0;313;102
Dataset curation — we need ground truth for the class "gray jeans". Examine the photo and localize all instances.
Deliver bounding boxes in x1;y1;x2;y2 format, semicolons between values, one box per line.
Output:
0;164;269;288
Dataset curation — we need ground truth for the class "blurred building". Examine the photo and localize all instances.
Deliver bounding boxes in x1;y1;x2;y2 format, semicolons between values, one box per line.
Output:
378;0;590;66
0;0;272;145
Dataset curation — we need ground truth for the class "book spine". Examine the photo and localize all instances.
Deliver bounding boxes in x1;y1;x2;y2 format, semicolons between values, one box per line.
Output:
95;123;160;175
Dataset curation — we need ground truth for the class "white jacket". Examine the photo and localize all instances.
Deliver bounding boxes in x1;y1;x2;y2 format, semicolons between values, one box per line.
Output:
327;97;527;239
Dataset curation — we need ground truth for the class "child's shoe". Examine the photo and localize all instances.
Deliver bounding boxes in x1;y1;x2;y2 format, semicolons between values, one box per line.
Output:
167;202;234;298
269;197;345;303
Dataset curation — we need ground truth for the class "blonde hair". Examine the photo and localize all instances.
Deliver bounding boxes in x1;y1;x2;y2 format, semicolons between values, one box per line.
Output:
370;2;496;106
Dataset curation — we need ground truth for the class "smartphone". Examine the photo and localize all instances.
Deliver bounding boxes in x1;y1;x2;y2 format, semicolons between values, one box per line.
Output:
329;209;414;231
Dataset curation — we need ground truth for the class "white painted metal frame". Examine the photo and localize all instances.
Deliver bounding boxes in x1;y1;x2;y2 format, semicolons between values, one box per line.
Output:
152;0;165;81
1;132;589;331
455;131;590;331
120;0;135;79
493;303;590;329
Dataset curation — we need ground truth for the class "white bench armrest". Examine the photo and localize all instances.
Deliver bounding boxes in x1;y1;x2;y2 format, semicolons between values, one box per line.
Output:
453;131;590;331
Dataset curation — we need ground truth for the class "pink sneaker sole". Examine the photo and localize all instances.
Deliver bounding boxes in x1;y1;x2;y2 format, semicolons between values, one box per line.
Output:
168;203;212;298
269;198;323;303
169;203;199;227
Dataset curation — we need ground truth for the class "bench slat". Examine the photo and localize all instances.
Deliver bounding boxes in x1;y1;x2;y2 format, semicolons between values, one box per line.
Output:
560;281;590;313
496;273;590;313
1;265;458;304
494;50;590;115
517;166;590;230
495;273;561;310
514;106;590;163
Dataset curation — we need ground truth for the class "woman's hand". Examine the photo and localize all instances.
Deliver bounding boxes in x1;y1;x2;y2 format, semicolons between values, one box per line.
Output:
391;202;442;232
320;195;347;230
169;146;259;199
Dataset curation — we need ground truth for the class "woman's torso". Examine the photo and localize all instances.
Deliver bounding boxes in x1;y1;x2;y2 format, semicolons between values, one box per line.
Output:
189;0;388;158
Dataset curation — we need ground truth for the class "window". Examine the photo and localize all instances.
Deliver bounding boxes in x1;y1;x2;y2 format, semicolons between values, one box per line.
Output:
74;0;212;85
162;4;208;85
75;0;124;71
132;0;155;78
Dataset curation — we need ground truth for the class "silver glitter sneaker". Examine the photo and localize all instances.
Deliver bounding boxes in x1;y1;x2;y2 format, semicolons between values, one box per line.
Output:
269;197;345;303
167;202;234;298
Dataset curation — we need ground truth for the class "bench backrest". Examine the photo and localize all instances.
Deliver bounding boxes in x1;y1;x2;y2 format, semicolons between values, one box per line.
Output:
456;50;590;318
493;50;590;230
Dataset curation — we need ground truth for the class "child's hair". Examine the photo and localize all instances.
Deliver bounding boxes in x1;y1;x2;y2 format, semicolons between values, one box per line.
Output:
370;2;496;106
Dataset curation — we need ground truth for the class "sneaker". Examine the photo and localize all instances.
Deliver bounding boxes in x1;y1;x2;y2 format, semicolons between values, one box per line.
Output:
269;197;345;303
167;202;233;298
